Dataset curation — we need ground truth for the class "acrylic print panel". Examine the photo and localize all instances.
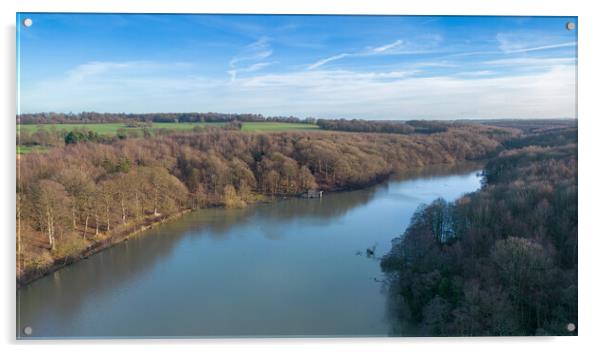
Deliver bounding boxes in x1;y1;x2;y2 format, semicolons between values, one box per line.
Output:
16;13;577;339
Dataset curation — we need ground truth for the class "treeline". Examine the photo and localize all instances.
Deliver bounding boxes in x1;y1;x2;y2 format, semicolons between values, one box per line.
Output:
380;130;577;336
502;127;577;150
479;119;577;134
17;125;510;284
64;130;104;144
316;119;450;134
17;123;242;149
17;112;317;125
317;119;416;134
18;126;168;148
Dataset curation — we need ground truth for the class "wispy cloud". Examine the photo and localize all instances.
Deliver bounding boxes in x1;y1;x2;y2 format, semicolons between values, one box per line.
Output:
22;59;575;119
496;32;576;54
413;61;457;68
238;69;420;88
484;57;575;67
372;39;403;53
307;53;351;70
503;42;576;54
65;61;194;83
228;61;277;81
19;15;577;119
66;61;140;82
22;60;220;113
455;70;496;77
228;37;274;81
307;37;440;70
227;65;575;119
229;37;272;66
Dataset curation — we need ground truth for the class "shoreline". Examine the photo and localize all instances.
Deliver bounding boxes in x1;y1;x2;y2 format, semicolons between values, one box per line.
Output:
17;209;195;288
16;161;484;288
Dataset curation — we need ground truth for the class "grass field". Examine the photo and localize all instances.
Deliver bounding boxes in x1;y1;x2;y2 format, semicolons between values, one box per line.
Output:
17;122;226;135
17;145;49;154
18;121;320;135
17;122;322;154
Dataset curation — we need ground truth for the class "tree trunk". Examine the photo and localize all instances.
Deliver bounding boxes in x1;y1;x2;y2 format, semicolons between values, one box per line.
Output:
135;192;142;219
71;205;77;230
121;198;126;225
154;188;159;216
46;208;55;251
83;215;89;239
105;205;111;232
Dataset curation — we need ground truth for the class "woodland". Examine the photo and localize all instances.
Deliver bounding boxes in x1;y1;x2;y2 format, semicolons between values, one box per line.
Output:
380;126;577;336
16;115;578;337
16;120;512;285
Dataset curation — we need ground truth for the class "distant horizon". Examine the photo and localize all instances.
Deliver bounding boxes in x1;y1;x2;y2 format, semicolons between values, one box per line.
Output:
16;111;577;122
17;14;577;119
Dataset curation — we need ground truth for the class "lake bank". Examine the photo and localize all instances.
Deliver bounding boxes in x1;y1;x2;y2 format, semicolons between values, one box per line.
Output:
17;209;194;288
17;163;483;338
17;161;483;288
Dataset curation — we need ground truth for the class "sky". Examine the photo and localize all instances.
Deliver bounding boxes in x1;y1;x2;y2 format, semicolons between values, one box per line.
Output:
17;14;577;119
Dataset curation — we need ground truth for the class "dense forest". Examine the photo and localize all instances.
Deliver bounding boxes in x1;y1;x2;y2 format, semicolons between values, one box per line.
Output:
16;124;513;285
316;119;450;134
477;119;577;134
17;116;579;337
380;127;577;336
17;112;316;125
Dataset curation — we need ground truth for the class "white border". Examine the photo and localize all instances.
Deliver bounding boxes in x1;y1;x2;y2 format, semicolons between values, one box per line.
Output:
2;0;583;16
2;1;601;352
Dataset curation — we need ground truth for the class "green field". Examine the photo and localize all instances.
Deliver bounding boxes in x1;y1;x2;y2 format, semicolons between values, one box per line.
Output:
17;122;322;154
17;122;226;135
17;145;49;154
18;121;320;135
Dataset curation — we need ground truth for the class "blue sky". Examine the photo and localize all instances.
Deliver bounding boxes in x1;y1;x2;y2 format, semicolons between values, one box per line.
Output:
17;14;577;119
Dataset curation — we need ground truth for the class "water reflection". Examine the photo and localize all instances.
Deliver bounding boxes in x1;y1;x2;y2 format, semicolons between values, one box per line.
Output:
17;162;482;338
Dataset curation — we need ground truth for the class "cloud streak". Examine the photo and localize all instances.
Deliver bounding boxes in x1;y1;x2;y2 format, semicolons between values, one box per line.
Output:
21;59;576;119
307;38;419;70
372;39;403;53
228;37;274;81
496;32;576;54
307;53;351;70
228;61;276;81
503;42;576;54
483;57;575;67
229;66;575;119
368;37;441;55
19;16;577;119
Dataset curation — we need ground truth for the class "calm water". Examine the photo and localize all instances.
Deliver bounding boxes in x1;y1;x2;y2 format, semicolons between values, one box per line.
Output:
17;164;482;338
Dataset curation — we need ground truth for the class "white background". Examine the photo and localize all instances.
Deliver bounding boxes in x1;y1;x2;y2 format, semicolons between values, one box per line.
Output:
1;1;600;352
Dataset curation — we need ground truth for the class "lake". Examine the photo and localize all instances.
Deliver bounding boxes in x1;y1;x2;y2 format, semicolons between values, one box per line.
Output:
17;163;482;338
